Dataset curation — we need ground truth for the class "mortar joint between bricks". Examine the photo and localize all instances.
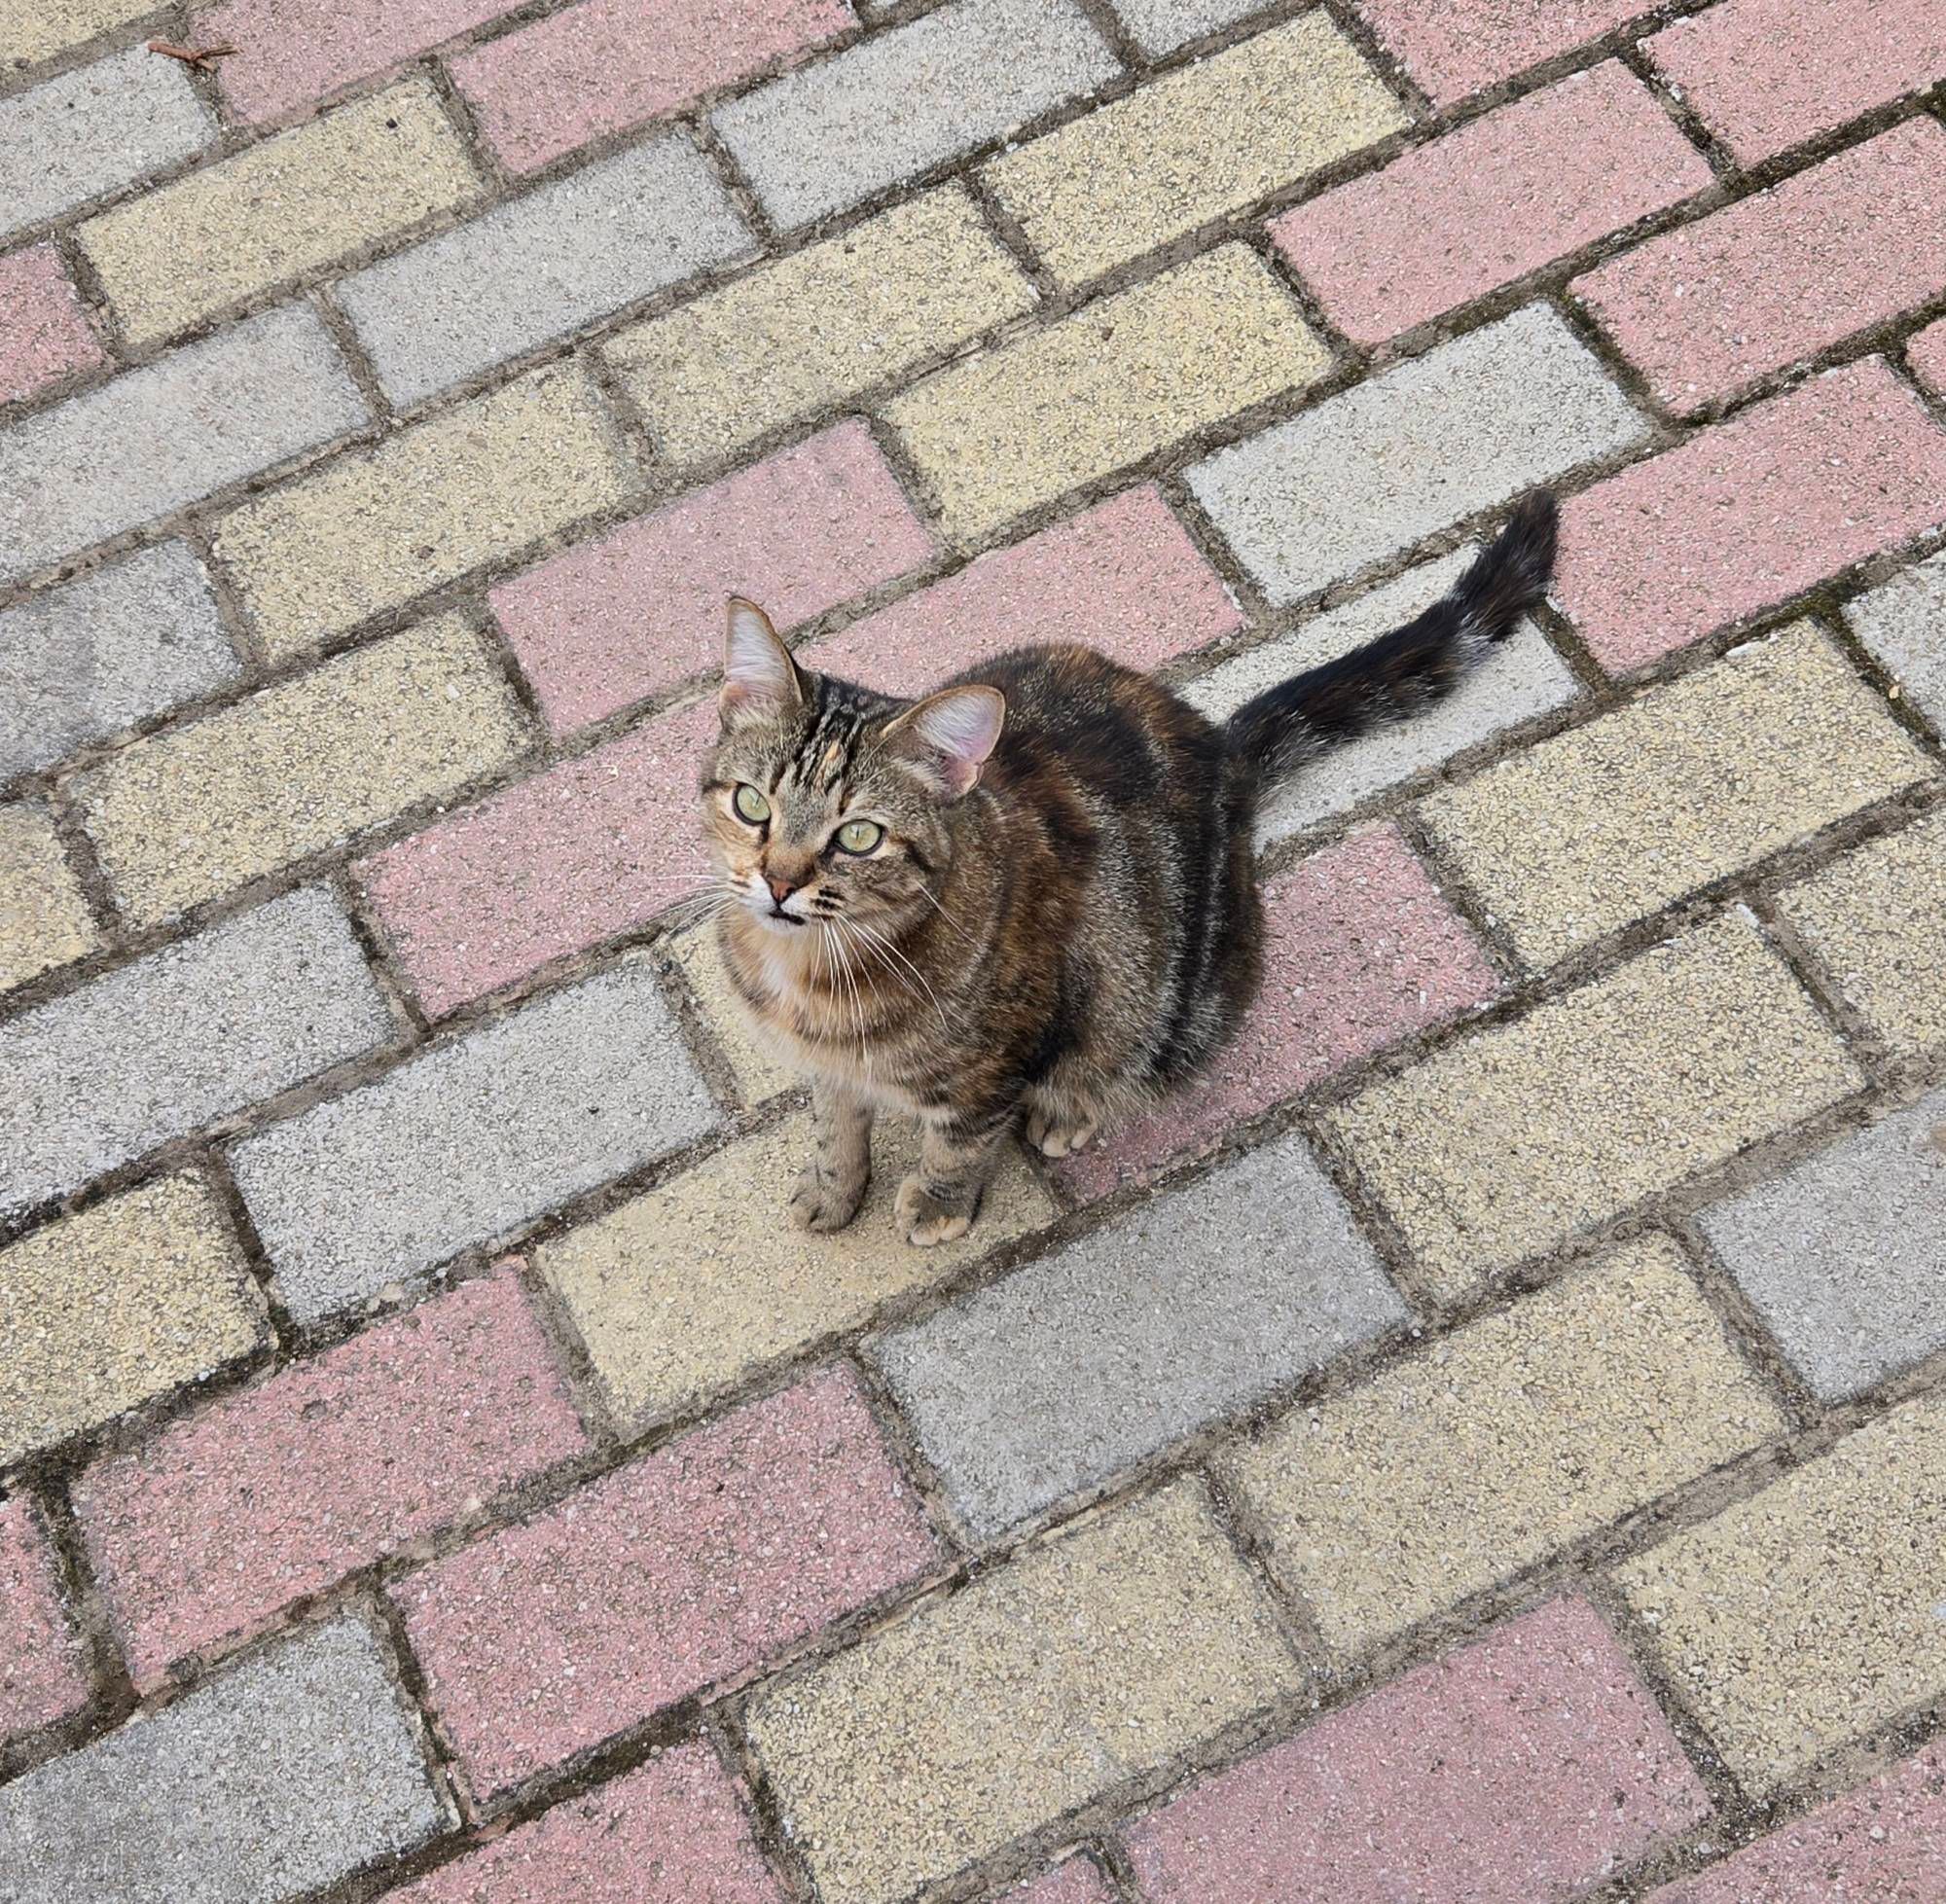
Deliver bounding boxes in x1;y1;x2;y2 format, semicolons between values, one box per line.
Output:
842;1346;980;1559
703;1703;826;1904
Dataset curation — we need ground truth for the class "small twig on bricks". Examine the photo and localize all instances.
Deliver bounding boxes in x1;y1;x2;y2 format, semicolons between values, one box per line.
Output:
146;40;238;69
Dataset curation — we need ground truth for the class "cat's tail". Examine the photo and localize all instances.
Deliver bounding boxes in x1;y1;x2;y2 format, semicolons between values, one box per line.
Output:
1222;489;1559;784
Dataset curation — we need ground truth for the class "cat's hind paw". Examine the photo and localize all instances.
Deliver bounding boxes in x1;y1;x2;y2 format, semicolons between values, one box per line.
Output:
895;1174;973;1247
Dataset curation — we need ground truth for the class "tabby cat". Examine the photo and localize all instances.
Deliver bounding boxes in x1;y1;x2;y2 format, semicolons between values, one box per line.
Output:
702;492;1557;1245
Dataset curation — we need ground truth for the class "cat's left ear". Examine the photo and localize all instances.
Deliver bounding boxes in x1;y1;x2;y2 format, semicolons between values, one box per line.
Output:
720;597;806;729
882;686;1005;799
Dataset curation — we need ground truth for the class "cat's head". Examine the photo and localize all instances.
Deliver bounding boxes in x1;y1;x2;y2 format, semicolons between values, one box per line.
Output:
702;598;1004;938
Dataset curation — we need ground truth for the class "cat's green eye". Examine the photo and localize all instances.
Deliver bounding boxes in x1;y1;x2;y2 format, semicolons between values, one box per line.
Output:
733;784;771;825
835;819;883;855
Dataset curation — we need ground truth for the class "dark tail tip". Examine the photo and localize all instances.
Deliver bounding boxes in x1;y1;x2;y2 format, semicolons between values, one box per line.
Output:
1454;488;1558;647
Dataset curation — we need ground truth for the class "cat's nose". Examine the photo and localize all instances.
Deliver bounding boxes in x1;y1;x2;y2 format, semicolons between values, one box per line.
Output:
766;875;799;905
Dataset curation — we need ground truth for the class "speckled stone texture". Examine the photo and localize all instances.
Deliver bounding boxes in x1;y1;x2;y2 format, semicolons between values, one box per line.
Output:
1;307;368;586
541;1112;1056;1426
76;1270;586;1687
0;48;214;240
231;956;715;1322
395;1370;939;1800
1352;0;1655;103
1572;120;1946;412
1418;623;1933;968
1554;357;1946;671
0;1498;91;1745
1779;808;1946;1058
1228;1239;1784;1655
1275;62;1709;343
1698;1087;1946;1398
1616;1387;1946;1793
748;1480;1301;1904
982;14;1404;289
712;0;1117;231
337;135;749;409
1058;825;1497;1200
0;246;103;407
1188;303;1646;603
0;1173;267;1465
873;1128;1407;1534
491;423;937;736
0;1617;448;1904
1;888;390;1217
0;543;236;782
386;1742;789;1903
1845;546;1946;728
1326;916;1863;1297
1127;1596;1708;1903
0;803;99;993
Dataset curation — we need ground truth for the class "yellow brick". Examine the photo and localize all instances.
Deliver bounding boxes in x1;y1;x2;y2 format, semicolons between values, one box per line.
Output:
0;1174;268;1463
986;15;1404;288
667;928;796;1107
606;187;1034;467
1616;1387;1946;1793
884;245;1327;544
748;1479;1301;1904
78;81;480;347
211;363;638;661
1229;1236;1784;1657
1326;916;1863;1299
68;616;531;924
541;1112;1056;1426
1422;626;1933;969
0;805;98;993
1779;808;1946;1059
2;0;153;64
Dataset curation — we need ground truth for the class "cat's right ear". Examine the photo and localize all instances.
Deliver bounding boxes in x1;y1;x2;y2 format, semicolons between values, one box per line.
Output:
720;597;806;730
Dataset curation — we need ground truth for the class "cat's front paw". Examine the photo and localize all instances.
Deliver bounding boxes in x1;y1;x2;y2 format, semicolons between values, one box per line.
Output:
894;1174;973;1248
790;1162;867;1234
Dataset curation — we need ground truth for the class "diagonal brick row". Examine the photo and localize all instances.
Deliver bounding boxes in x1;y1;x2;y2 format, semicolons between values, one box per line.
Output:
5;0;1946;1897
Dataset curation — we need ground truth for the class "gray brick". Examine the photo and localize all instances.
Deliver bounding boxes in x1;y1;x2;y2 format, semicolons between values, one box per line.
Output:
232;955;717;1322
1109;0;1276;54
0;307;366;585
0;47;215;240
712;0;1118;230
1844;547;1946;729
0;1617;446;1904
1182;549;1580;844
1700;1087;1946;1399
1187;304;1648;603
869;1130;1406;1534
337;134;752;410
0;544;238;781
0;887;390;1217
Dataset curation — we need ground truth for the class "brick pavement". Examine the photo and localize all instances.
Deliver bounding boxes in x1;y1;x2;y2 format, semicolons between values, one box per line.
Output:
1;3;1943;1900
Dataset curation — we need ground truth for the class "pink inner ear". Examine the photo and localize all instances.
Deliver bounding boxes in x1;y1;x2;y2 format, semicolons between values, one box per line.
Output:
910;687;1004;795
722;601;800;719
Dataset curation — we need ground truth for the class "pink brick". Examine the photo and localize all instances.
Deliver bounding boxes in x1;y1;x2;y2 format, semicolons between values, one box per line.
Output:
1645;1746;1946;1904
1574;121;1946;413
362;696;719;1016
1273;64;1710;346
203;0;510;122
0;1498;90;1745
393;1368;939;1800
452;0;852;175
387;1743;787;1904
1911;317;1946;403
998;1857;1115;1904
1555;357;1946;673
1127;1596;1708;1904
492;423;936;737
1351;0;1653;105
1061;826;1496;1201
75;1272;586;1690
1647;0;1946;166
0;246;104;409
808;484;1240;680
364;486;1239;1015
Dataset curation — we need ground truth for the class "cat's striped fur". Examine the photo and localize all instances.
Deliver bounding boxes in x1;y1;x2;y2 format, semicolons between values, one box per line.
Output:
702;491;1557;1245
